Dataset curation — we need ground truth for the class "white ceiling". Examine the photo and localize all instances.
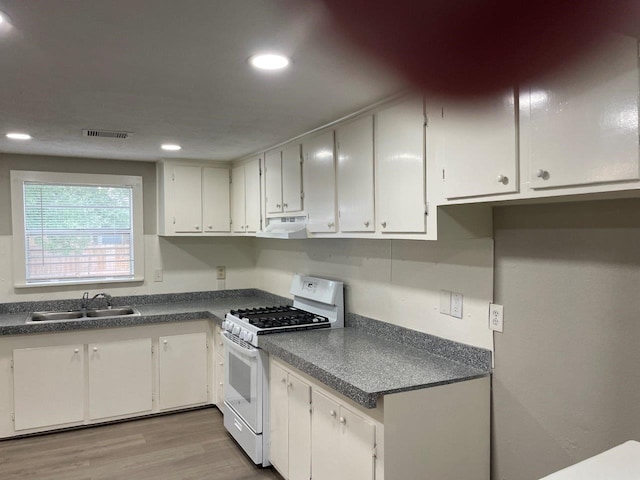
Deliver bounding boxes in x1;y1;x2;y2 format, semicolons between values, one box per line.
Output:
0;0;402;162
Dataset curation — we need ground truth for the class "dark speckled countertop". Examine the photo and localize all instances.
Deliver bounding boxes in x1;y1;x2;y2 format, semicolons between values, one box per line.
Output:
0;289;491;408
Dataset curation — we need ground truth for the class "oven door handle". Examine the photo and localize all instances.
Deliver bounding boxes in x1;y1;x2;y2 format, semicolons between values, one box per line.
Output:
221;331;260;358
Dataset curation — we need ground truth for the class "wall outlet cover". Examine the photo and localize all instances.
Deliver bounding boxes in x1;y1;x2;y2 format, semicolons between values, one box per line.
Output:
489;303;504;332
216;266;226;280
439;290;452;315
153;269;163;282
450;292;463;319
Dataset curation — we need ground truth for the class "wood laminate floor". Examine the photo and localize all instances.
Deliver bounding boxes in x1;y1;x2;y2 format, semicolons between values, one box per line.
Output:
0;407;282;480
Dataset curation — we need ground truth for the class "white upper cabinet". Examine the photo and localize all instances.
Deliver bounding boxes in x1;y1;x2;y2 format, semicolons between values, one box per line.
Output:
282;144;303;213
202;167;231;233
157;162;231;236
265;144;303;215
172;165;203;233
231;157;262;234
303;131;337;233
265;149;283;214
438;90;518;199
376;98;426;233
524;34;640;189
336;116;375;232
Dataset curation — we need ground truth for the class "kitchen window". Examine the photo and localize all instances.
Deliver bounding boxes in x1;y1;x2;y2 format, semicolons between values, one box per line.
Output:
10;171;144;287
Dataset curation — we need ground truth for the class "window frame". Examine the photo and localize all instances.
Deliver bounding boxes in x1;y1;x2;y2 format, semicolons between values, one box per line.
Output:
10;170;145;288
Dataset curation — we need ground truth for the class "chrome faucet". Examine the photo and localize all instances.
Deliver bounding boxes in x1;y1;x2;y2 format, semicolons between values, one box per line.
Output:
81;292;113;309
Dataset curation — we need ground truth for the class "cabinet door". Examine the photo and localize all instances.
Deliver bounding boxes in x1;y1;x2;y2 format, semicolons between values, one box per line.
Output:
215;354;224;407
303;131;337;233
440;90;518;199
376;98;426;233
202;167;230;233
158;333;208;410
173;165;203;233
88;339;152;420
527;35;640;189
336;116;375;232
288;373;311;480
311;390;341;480
269;362;289;477
245;158;262;233
282;143;303;213
340;405;376;480
231;164;246;233
13;345;84;431
265;150;283;214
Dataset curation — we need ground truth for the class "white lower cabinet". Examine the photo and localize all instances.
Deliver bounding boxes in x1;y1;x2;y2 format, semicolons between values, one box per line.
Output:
158;333;209;410
312;390;376;480
1;321;214;438
88;338;153;420
13;344;85;431
269;361;312;480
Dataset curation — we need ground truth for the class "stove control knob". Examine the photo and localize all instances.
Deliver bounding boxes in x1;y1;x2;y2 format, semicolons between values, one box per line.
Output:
232;325;241;335
224;321;232;331
245;332;253;342
222;320;228;330
241;330;249;341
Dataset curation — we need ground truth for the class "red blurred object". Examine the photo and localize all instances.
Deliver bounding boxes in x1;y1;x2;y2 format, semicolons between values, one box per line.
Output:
321;0;639;97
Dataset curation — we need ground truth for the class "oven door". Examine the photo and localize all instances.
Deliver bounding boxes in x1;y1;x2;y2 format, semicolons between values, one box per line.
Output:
222;332;264;433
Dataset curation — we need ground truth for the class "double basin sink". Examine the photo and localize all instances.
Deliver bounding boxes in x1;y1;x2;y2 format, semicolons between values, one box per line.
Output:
27;307;140;323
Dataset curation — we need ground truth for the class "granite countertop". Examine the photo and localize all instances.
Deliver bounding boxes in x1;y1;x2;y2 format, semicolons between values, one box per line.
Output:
260;327;490;408
0;289;491;409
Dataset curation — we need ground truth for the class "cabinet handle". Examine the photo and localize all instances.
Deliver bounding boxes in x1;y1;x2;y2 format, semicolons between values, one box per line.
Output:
381;221;387;228
536;169;548;179
497;174;508;184
74;348;79;354
288;382;293;389
93;347;98;352
329;410;337;417
364;221;370;227
339;416;346;425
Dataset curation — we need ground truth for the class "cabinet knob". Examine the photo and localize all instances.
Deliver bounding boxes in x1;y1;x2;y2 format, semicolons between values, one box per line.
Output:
219;362;224;366
281;377;287;384
381;221;387;228
208;225;213;229
364;221;370;227
536;169;548;179
195;225;200;230
288;382;293;389
328;222;335;228
219;382;223;386
276;204;281;208
283;203;288;208
497;174;508;184
93;347;98;352
339;416;346;425
163;340;168;345
329;410;337;417
74;348;79;354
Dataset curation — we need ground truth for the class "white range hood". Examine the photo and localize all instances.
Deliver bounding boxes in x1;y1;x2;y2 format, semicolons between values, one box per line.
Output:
256;216;308;239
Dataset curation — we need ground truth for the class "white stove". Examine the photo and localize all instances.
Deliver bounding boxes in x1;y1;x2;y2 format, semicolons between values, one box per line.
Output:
222;274;344;348
220;274;344;467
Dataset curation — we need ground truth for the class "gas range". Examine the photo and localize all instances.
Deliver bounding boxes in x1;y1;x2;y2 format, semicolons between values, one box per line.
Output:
222;275;344;348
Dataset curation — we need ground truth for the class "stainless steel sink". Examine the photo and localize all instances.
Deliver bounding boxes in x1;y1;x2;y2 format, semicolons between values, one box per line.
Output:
27;306;140;323
85;307;138;317
29;311;85;322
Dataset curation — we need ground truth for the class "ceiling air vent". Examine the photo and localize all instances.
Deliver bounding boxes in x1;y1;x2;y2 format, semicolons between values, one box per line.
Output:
82;129;132;139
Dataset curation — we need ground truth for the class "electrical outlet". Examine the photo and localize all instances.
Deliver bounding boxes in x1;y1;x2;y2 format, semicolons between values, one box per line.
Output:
439;290;451;315
216;266;226;280
450;292;463;319
153;269;163;282
489;303;504;332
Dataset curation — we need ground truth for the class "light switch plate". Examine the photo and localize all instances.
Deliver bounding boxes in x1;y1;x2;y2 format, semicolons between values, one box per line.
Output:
489;303;504;332
216;266;226;280
153;269;163;282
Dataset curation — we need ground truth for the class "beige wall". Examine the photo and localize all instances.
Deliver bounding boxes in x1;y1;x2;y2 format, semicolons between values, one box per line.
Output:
0;153;256;302
492;199;640;479
254;236;495;350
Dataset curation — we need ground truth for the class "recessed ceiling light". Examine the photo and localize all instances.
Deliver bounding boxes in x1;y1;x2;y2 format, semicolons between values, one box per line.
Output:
250;54;290;71
6;132;32;140
161;144;181;151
